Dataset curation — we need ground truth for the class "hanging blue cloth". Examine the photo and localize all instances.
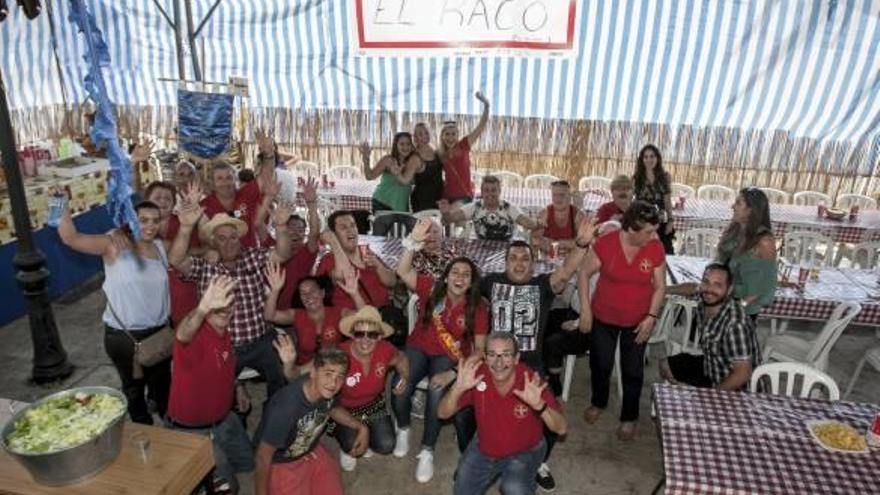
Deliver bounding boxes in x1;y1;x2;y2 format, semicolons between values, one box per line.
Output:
177;89;234;159
68;0;139;237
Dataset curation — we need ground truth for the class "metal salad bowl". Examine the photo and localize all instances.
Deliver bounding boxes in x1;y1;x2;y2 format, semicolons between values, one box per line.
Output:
1;386;128;486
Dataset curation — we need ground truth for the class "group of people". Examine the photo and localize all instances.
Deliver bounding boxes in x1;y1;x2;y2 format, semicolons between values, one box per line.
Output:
54;120;780;495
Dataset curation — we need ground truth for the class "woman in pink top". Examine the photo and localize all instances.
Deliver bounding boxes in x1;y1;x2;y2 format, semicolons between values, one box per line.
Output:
438;92;490;204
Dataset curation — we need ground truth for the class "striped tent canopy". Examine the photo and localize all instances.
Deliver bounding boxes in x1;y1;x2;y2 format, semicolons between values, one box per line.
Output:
2;0;879;191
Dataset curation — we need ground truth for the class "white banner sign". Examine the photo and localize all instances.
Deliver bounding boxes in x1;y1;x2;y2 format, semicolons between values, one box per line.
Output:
354;0;577;53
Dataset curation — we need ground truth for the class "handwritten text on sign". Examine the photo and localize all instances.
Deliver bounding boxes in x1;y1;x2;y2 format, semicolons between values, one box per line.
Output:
355;0;577;51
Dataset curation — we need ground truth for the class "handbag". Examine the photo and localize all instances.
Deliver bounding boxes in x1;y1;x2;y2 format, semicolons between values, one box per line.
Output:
106;299;173;379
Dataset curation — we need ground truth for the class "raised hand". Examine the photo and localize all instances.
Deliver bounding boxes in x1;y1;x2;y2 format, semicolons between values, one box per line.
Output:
410;218;432;243
454;355;484;391
271;200;294;226
302;176;318;204
130;137;155;163
179;182;202;207
198;275;235;313
575;215;599;247
255;128;275;157
272;333;297;366
337;267;360;296
178;200;203;228
362;247;379;268
264;259;286;293
359;142;371;161
475;91;489;105
512;371;548;410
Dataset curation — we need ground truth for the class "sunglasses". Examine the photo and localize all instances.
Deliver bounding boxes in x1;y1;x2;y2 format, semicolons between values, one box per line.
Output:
352;330;382;340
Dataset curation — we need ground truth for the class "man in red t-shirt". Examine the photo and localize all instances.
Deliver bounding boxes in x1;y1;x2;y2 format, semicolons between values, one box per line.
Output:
439;332;567;495
167;276;258;493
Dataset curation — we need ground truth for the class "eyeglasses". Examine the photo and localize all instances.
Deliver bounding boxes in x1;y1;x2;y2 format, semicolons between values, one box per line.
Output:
486;351;515;360
352;330;382;340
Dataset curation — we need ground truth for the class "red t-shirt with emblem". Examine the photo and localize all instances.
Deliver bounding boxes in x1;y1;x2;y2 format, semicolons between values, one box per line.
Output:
163;215;200;326
200;181;263;248
339;340;397;408
408;275;489;359
277;247;319;311
457;362;560;458
290;306;344;365
442;139;473;201
591;230;666;327
167;321;236;425
314;253;390;309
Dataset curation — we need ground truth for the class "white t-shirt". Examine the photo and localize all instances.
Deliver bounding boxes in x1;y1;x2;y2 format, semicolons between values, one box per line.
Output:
461;200;524;241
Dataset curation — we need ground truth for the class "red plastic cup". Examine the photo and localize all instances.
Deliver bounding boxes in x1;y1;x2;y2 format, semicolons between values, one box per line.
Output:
797;267;809;287
871;412;880;435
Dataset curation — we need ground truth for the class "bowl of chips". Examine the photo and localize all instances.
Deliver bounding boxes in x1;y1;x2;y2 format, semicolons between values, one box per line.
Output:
806;420;869;454
825;208;847;220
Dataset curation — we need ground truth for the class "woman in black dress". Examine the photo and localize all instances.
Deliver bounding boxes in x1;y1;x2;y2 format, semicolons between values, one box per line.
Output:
633;144;675;254
411;123;444;212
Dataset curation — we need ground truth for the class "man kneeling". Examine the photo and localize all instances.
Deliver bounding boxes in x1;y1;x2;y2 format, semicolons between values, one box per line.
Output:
667;263;760;390
439;332;567;495
254;347;369;495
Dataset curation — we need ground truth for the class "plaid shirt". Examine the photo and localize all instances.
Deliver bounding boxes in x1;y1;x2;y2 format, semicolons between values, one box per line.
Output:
186;248;271;347
697;298;761;386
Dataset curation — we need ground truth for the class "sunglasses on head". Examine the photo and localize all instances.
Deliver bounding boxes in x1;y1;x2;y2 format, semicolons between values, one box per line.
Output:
352;330;382;340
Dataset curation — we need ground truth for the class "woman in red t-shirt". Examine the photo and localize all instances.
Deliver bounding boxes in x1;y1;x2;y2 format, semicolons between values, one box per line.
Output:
333;306;409;472
391;219;489;483
578;201;666;441
438;92;490;204
264;263;364;370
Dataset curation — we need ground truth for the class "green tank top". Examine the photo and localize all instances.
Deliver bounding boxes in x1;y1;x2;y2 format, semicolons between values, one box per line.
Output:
372;170;412;211
717;237;777;315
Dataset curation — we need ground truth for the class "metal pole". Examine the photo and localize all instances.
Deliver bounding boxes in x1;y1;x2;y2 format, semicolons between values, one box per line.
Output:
183;0;201;82
173;0;185;80
0;71;73;384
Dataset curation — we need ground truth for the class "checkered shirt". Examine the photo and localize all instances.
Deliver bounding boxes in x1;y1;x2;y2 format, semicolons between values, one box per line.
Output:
695;298;761;386
186;248;272;347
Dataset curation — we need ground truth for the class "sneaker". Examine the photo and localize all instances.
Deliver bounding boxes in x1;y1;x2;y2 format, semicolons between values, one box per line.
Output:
339;451;357;472
393;428;410;458
363;448;375;458
415;449;434;483
536;463;556;492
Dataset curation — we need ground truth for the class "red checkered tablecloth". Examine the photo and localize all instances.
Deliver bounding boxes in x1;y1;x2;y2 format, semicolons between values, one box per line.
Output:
654;383;880;495
667;255;880;326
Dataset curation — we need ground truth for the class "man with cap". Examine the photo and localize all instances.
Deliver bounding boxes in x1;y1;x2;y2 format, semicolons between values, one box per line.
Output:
169;185;295;398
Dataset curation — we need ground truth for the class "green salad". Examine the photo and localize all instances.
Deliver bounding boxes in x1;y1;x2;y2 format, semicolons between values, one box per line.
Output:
5;392;125;454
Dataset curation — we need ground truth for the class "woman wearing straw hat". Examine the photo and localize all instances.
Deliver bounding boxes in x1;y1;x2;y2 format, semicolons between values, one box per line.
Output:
334;306;410;472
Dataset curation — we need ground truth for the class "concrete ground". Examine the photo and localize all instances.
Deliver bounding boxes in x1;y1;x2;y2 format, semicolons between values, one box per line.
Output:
1;280;878;494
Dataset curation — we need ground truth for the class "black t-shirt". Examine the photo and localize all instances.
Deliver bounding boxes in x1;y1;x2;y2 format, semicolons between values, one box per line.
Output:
480;272;557;364
259;376;335;463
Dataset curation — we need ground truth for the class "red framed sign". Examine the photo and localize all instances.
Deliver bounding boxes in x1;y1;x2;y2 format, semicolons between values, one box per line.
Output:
354;0;578;51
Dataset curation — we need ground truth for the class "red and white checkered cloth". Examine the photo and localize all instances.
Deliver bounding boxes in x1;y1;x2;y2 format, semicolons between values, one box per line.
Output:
666;255;880;326
654;383;880;495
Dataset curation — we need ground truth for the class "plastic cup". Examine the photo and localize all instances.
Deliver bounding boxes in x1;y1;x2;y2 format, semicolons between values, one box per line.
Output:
797;267;809;287
358;244;370;259
130;431;151;463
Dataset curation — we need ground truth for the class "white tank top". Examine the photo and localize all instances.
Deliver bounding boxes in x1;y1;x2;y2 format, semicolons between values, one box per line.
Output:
102;240;170;330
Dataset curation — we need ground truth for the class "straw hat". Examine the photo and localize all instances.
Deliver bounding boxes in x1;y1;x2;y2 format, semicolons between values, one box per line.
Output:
200;213;248;243
339;306;394;339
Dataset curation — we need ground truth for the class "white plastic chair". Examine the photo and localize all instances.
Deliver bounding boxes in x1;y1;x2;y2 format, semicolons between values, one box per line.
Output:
327;164;363;180
670;183;695;199
578;176;612;193
472;170;485;190
486;170;523;189
850;241;880;268
759;187;790;205
561;286;622;402
372;211;415;239
677;228;722;258
662;297;701;356
523;174;561;189
413;209;442;221
782;231;834;267
836;193;877;211
749;362;840;400
763;301;862;372
290;160;320;177
696;184;736;202
792;191;831;207
843;346;880;399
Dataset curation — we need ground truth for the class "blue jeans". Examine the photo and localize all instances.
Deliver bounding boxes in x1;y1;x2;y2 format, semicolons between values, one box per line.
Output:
454;437;546;495
234;331;286;398
391;346;475;452
166;411;254;492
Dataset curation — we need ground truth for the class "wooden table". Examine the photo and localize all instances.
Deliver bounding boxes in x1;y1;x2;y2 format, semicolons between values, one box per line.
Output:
0;421;214;495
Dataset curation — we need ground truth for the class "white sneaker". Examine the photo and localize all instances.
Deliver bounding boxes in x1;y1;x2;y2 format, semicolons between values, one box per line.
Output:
415;449;434;483
393;428;410;458
339;451;357;472
363;448;375;458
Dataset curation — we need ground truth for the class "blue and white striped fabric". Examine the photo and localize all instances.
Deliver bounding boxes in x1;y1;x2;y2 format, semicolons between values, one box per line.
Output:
2;1;878;158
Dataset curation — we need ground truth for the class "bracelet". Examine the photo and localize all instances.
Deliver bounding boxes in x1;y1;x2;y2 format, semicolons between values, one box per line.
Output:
534;402;548;415
575;240;591;249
